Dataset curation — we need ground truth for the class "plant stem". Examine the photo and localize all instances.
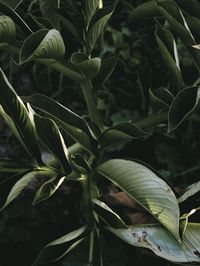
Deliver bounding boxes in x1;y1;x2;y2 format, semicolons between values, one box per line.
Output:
81;80;104;131
136;111;168;129
89;230;95;265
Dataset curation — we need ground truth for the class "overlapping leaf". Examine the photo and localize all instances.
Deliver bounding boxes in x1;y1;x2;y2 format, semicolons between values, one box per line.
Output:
0;15;16;43
96;159;180;240
39;0;60;29
84;0;99;26
178;181;200;203
23;94;95;153
0;68;42;164
109;223;200;264
150;87;174;112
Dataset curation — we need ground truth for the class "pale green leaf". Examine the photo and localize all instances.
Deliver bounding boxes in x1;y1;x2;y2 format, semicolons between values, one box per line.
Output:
109;223;200;264
23;94;95;153
178;181;200;203
0;68;42;164
20;29;65;64
168;86;200;132
84;0;99;25
96;159;180;240
0;15;16;43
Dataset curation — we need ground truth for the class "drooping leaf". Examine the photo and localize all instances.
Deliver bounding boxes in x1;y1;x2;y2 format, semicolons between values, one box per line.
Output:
39;0;60;29
19;29;65;64
85;0;118;55
34;226;87;264
96;159;180;240
178;181;200;203
0;15;16;43
109;223;200;264
168;86;200;132
0;0;22;9
23;94;95;153
0;167;55;210
93;199;127;228
33;175;65;205
155;22;183;92
149;87;174;112
0;68;42;164
84;0;99;25
35;116;70;173
99;122;149;150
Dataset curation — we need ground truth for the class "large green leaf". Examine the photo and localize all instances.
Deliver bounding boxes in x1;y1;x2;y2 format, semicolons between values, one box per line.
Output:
23;94;95;153
0;0;22;9
0;68;42;164
85;0;118;55
168;86;200;132
96;159;180;240
0;15;16;43
35;116;70;173
178;181;200;204
39;0;60;29
155;23;183;92
99;122;149;150
109;223;200;264
34;226;87;264
19;29;65;64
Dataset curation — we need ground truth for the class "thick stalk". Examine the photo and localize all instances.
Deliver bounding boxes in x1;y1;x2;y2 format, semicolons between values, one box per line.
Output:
81;80;104;131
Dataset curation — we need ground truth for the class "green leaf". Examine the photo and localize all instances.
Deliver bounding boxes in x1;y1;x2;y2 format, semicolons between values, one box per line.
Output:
0;15;16;43
39;0;60;29
0;68;42;164
99;122;149;150
86;0;118;55
0;167;55;210
19;29;65;64
178;181;200;203
109;223;200;264
93;54;118;87
33;175;65;205
70;154;91;175
0;158;32;173
0;0;22;9
149;87;174;112
23;94;95;153
34;226;87;264
70;52;101;80
168;86;200;132
155;23;183;92
175;0;200;18
35;116;70;173
96;159;180;240
93;199;127;229
84;0;99;25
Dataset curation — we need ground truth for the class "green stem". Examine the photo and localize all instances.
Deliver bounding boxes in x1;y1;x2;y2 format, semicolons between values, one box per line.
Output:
136;111;168;129
81;80;104;131
89;230;95;265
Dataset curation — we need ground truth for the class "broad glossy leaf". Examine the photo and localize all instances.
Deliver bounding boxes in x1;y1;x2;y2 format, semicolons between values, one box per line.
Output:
86;0;117;55
150;87;174;112
155;23;182;92
109;223;200;264
39;0;60;29
35;116;70;173
20;29;65;64
93;199;127;228
33;175;65;205
0;15;16;43
168;86;200;132
0;68;42;164
0;0;22;9
34;226;87;264
23;94;95;153
84;0;99;25
178;181;200;203
0;167;55;210
99;122;149;150
96;159;180;240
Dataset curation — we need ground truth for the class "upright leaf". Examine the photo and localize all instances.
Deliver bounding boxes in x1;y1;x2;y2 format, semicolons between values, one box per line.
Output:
20;29;65;64
109;223;200;264
168;86;200;132
39;0;60;29
84;0;99;26
96;159;180;240
35;116;70;173
0;68;42;164
23;94;95;153
178;181;200;203
149;87;174;112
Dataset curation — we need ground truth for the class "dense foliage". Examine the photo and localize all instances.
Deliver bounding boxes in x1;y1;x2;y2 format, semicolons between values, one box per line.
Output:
0;0;200;265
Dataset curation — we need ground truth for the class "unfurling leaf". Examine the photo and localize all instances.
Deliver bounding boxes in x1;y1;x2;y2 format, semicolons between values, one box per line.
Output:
97;159;180;240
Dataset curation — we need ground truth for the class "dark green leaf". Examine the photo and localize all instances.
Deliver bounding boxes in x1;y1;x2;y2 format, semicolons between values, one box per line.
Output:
0;158;32;173
0;68;42;164
96;159;180;240
150;87;174;112
39;0;60;29
168;86;200;132
23;94;95;153
99;122;149;150
20;29;65;64
34;226;87;264
175;0;200;17
35;116;70;173
0;15;16;43
70;154;91;174
0;0;22;9
178;181;200;203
